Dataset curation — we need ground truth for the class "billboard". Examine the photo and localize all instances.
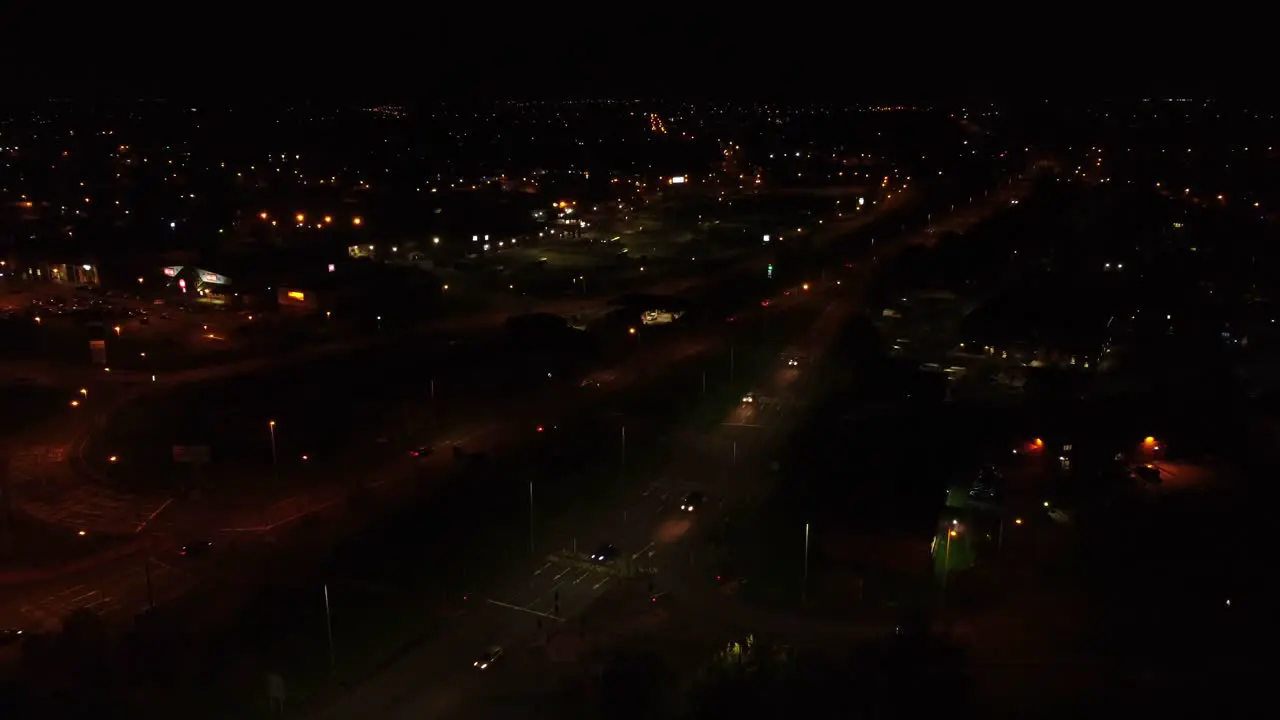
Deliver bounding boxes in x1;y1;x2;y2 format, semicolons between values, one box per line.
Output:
163;265;184;277
196;269;230;285
278;287;315;310
89;339;107;365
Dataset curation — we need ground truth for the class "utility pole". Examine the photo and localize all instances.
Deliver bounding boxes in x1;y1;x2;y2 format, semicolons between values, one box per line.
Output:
145;556;154;610
324;584;336;678
802;523;810;605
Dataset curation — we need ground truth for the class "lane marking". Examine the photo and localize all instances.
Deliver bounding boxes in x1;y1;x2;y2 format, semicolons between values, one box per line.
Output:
592;576;611;590
532;562;552;576
552;567;572;581
485;598;564;621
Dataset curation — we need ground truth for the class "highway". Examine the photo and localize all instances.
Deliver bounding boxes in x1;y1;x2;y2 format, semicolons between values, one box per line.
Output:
307;176;1035;719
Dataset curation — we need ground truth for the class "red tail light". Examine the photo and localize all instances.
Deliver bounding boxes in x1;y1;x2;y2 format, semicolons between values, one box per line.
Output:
536;426;544;433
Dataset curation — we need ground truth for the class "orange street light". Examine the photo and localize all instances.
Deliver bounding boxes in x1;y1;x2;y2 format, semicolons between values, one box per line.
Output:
323;215;332;224
295;213;305;223
352;216;363;226
259;211;268;220
113;325;121;336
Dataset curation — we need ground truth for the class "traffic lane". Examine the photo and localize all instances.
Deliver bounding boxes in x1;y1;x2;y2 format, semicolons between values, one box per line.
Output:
506;303;850;607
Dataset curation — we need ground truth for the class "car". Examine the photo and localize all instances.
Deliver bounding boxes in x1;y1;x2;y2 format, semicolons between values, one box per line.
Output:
741;391;756;404
1131;464;1162;484
409;446;433;459
590;543;620;563
0;628;25;663
473;646;503;670
786;357;799;367
180;540;213;558
680;491;705;512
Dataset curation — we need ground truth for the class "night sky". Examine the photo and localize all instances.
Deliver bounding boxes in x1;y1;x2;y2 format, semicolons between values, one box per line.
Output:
0;12;1264;102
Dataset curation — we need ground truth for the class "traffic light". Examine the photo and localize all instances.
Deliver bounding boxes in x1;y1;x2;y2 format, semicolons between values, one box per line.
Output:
767;263;774;279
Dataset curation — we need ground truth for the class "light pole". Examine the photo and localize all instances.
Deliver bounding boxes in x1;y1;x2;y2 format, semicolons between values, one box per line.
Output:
621;425;626;470
802;522;810;604
323;583;336;678
943;527;957;588
268;420;278;481
528;481;535;557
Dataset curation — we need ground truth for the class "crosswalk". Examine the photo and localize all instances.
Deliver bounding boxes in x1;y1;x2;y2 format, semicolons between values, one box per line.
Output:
6;443;170;534
14;584;124;632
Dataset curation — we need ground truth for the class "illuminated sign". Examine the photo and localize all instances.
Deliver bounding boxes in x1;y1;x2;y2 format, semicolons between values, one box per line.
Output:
196;269;229;284
669;176;686;184
162;265;183;277
287;291;305;301
857;197;865;206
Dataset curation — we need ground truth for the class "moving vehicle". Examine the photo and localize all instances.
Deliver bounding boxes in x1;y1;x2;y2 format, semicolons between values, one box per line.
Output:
473;646;503;670
590;543;620;563
180;540;214;558
680;491;705;512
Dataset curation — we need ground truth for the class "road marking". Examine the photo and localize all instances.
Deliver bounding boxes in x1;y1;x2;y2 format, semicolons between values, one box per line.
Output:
485;598;564;621
592;576;611;590
135;497;174;533
571;570;591;585
631;541;654;560
553;567;572;581
721;422;765;428
532;562;552;576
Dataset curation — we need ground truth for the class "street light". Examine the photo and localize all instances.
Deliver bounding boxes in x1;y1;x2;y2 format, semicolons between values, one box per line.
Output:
943;527;959;587
268;420;278;480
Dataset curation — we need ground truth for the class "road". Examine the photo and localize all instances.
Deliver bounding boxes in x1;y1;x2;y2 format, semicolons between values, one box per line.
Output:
0;277;822;632
306;175;1035;719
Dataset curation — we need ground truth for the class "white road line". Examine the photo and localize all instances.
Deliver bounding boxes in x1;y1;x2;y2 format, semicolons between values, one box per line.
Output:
571;571;591;585
592;577;611;590
553;567;573;581
485;598;563;621
532;562;552;576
